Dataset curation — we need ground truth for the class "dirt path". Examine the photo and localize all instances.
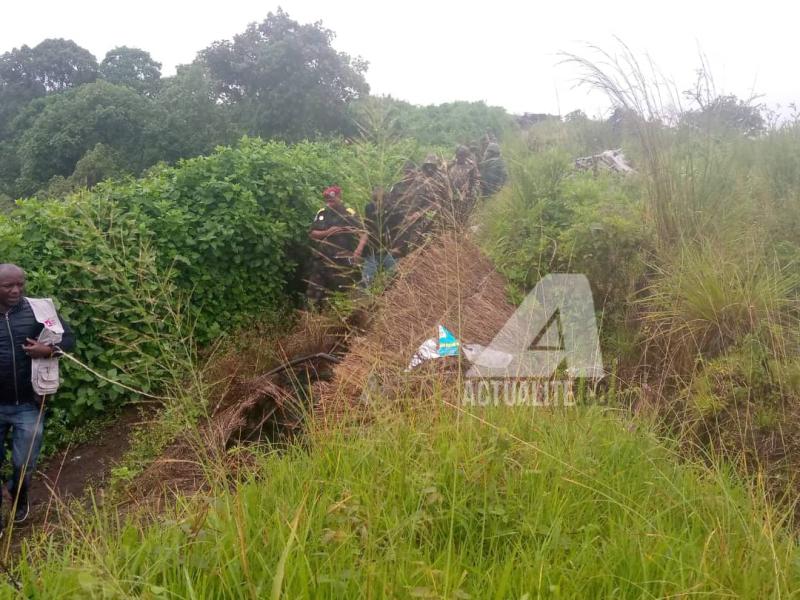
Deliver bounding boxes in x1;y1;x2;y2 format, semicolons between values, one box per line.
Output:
12;405;145;534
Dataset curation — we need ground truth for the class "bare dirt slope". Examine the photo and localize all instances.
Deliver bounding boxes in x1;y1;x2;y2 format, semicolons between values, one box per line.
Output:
14;405;145;534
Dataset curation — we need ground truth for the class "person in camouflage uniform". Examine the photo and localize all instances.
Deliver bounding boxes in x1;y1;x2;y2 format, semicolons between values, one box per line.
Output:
306;186;367;307
448;145;481;225
387;160;417;206
479;143;507;197
418;154;455;223
392;154;451;255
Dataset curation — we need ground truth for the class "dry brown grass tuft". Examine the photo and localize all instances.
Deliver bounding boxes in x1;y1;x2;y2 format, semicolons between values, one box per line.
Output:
317;232;515;420
130;311;350;508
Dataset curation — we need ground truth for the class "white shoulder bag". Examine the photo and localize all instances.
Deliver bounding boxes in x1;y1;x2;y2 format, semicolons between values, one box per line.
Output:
25;297;64;396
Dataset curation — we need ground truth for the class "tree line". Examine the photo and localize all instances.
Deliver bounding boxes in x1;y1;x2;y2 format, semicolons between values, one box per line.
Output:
0;9;372;201
1;8;767;206
0;9;518;204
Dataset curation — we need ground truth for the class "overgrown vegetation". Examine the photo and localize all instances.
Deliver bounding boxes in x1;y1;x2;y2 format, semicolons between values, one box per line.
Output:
0;24;798;597
351;96;514;148
478;147;648;332
0;139;368;431
0;130;454;440
10;406;799;598
0;10;513;201
479;45;800;508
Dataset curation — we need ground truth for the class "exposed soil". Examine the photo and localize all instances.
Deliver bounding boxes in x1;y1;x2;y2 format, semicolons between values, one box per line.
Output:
10;404;146;534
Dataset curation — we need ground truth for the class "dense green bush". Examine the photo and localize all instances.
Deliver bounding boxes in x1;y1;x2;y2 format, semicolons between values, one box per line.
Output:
0;138;360;427
351;97;514;147
478;149;649;323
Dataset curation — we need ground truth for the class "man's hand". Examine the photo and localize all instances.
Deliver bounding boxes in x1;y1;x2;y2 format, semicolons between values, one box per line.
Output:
327;226;349;235
311;226;352;240
23;338;54;359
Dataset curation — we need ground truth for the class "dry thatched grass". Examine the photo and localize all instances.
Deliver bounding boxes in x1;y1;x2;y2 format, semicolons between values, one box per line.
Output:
130;234;514;505
130;311;350;507
317;232;515;420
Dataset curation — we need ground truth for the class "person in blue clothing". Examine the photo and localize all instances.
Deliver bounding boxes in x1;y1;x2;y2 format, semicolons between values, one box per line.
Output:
0;264;75;526
361;187;400;287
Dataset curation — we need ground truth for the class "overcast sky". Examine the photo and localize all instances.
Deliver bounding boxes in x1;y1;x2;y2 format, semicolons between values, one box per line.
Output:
2;0;797;117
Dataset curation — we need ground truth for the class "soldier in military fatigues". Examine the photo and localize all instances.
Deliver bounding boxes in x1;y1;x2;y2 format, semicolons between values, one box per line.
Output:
479;143;508;197
391;154;451;256
306;186;367;307
448;145;481;225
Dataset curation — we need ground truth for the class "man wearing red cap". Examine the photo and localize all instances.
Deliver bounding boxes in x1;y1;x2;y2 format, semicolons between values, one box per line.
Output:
306;186;367;306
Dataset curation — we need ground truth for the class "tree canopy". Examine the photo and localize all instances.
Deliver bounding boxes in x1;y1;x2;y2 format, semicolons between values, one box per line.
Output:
100;46;162;96
680;95;766;137
0;38;98;94
0;10;518;200
0;11;379;198
16;81;154;194
198;9;369;140
0;38;98;138
150;64;236;163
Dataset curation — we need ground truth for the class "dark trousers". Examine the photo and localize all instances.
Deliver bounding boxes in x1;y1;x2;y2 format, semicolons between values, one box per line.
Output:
306;260;357;306
0;403;45;505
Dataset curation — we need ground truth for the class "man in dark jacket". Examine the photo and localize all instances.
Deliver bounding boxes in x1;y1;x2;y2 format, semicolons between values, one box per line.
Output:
306;186;367;307
0;264;75;525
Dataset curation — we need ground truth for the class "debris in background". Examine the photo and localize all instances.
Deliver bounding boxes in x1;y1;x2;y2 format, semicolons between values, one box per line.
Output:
574;149;635;174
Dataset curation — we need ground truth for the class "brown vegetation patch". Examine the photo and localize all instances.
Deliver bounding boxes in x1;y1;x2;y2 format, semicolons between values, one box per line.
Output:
129;234;515;505
131;312;350;508
317;232;515;419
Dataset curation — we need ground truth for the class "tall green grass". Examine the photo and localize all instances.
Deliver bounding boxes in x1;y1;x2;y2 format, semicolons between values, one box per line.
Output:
8;405;797;598
476;146;649;352
513;44;800;500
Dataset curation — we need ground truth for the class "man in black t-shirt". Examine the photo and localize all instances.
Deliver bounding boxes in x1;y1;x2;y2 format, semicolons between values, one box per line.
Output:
306;186;367;306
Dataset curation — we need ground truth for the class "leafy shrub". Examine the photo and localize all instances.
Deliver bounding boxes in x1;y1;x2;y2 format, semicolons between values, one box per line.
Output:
479;150;649;323
0;138;359;428
350;97;514;147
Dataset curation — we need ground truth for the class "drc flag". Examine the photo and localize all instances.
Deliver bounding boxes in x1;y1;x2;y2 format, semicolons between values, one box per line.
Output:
437;325;460;357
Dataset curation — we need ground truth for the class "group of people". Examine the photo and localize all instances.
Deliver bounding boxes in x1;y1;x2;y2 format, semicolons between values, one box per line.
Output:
0;143;505;531
306;141;507;305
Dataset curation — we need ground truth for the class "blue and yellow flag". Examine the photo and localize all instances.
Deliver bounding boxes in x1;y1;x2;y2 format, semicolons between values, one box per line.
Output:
437;325;460;357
